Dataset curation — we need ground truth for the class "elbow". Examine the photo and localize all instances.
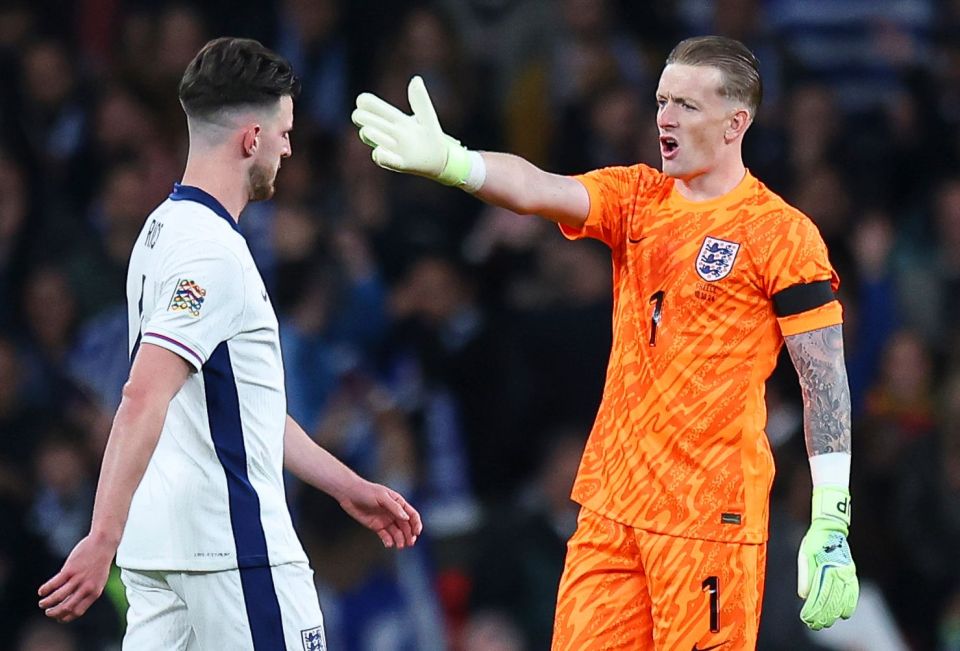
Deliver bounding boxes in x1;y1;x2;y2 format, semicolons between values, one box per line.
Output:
494;187;538;216
118;379;162;417
511;199;539;217
509;167;550;216
121;379;149;404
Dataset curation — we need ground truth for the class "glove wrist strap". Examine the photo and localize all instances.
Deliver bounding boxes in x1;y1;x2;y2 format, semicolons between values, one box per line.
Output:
437;139;472;187
811;486;851;534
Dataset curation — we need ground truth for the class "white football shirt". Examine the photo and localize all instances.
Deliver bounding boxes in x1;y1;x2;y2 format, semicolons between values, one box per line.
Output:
117;183;308;571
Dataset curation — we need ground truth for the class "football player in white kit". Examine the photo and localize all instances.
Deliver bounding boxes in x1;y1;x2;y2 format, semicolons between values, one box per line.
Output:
38;37;423;650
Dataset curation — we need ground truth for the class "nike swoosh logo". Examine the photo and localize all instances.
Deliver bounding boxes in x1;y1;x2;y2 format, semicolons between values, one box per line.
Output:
692;642;729;651
628;236;647;244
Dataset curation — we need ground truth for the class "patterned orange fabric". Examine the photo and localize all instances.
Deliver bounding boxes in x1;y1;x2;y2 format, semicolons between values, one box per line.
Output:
560;165;842;543
553;507;766;650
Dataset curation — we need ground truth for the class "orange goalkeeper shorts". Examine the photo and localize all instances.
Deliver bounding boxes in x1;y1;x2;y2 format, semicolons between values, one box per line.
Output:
552;507;767;651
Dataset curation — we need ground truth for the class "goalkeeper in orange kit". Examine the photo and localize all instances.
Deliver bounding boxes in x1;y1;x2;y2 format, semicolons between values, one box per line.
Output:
353;35;858;650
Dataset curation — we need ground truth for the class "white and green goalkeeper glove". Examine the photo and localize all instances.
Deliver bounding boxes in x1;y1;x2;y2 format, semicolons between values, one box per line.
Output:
351;76;482;190
797;486;859;630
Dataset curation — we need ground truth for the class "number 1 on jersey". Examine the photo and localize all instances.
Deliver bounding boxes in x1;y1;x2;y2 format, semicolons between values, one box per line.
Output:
649;290;664;346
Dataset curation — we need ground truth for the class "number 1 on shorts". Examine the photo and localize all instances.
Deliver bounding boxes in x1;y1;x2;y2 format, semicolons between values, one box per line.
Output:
702;576;720;633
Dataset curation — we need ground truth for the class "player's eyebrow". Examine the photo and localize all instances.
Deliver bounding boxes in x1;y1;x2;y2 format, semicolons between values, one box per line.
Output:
657;92;699;107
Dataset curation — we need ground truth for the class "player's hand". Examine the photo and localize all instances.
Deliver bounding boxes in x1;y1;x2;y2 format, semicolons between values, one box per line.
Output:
352;76;472;186
38;532;117;623
797;486;859;630
338;479;423;549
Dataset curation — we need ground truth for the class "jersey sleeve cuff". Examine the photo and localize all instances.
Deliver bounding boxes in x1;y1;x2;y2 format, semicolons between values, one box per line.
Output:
777;300;843;337
141;330;206;370
558;175;603;240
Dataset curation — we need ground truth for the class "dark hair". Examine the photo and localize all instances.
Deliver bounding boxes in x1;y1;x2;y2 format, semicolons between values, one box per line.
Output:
178;37;300;120
666;36;762;118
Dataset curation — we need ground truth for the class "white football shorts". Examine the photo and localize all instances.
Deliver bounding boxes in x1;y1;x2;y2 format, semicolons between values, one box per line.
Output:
120;561;326;650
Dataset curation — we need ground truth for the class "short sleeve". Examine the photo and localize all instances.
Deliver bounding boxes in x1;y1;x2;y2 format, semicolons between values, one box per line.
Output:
141;241;246;370
559;164;660;247
762;212;843;337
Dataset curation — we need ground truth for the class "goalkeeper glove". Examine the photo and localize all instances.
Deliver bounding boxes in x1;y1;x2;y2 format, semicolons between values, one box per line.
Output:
797;486;859;630
351;76;477;188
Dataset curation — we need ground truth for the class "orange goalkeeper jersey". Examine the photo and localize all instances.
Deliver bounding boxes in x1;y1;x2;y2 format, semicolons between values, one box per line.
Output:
560;165;842;544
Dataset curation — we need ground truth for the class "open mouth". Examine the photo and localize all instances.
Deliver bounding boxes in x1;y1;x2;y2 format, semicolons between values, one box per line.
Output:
660;135;679;159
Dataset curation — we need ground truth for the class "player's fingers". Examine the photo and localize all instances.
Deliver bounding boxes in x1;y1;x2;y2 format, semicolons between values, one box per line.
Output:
385;523;405;549
371;147;405;172
381;490;411;522
38;577;79;609
841;579;859;619
799;600;815;628
799;568;824;627
826;574;857;626
407;76;441;131
814;571;845;628
395;514;415;546
49;574;105;622
398;500;422;539
358;126;397;151
38;570;69;598
351;108;397;135
356;93;410;124
376;529;393;548
351;106;370;127
45;589;85;622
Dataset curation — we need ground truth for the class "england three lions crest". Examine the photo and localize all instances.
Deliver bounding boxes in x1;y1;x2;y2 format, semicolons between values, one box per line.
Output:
301;626;326;651
696;236;741;282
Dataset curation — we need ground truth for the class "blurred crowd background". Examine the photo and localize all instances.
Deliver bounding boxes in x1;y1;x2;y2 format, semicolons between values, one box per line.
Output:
1;0;959;649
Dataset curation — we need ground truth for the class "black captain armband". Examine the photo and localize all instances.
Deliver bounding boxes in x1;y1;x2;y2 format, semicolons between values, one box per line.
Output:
772;280;837;317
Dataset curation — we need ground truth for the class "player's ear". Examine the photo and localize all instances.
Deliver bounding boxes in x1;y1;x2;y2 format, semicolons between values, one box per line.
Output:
241;124;261;158
725;108;751;143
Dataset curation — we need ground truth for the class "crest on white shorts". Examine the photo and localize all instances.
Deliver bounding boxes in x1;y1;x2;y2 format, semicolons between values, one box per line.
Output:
696;236;741;282
301;626;326;651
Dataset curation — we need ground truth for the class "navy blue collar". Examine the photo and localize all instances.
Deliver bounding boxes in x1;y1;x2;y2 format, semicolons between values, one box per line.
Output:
169;183;241;234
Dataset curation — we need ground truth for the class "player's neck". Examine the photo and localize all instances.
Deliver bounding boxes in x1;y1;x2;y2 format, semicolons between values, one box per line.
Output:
181;153;248;222
674;161;747;203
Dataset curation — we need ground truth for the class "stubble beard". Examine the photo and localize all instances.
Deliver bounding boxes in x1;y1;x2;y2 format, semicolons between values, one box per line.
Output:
248;162;276;202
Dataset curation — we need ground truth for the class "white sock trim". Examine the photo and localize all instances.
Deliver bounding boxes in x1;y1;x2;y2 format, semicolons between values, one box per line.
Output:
460;150;486;193
809;452;851;489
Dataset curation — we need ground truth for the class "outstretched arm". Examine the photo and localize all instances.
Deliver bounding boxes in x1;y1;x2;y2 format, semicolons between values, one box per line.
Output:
283;416;422;549
784;324;859;630
474;152;589;228
352;76;589;229
38;344;191;623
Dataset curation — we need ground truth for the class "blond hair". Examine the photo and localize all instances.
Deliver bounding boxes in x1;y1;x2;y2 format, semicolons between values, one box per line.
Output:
666;36;762;118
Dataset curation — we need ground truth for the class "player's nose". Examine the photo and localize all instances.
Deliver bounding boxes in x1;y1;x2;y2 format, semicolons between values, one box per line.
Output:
657;104;678;128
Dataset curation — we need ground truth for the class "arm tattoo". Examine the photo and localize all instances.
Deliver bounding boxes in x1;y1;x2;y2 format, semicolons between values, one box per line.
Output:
784;324;852;456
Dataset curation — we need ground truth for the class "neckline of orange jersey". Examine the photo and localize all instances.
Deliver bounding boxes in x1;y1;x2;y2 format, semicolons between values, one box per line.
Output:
666;169;757;212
